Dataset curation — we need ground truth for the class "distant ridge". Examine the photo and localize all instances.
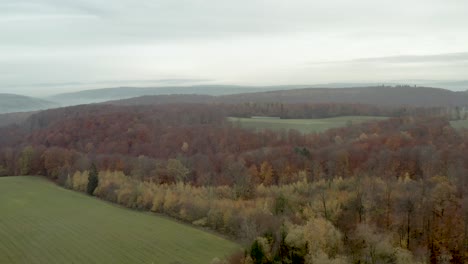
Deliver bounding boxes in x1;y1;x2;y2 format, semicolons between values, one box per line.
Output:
106;86;468;107
49;85;311;106
3;85;468;116
47;81;468;107
220;86;468;106
2;85;467;128
0;94;58;114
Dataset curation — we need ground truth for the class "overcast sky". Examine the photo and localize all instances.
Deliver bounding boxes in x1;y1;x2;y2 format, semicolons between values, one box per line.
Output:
1;0;468;96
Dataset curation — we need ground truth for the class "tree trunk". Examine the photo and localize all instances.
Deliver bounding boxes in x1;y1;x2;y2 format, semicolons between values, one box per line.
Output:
407;211;411;249
320;191;329;220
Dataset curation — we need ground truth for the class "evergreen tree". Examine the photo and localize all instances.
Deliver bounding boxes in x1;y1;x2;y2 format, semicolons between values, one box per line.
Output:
87;163;99;195
250;240;266;264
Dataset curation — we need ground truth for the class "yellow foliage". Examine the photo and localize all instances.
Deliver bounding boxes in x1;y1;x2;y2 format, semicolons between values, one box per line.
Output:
285;224;305;248
259;161;274;186
163;189;179;213
306;251;348;264
303;217;343;259
151;189;166;212
72;171;88;192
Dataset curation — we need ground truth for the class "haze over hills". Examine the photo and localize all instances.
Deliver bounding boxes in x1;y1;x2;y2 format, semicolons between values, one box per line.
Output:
0;94;58;114
8;85;468;131
2;85;468;118
314;80;468;91
0;85;297;114
221;86;468;107
46;82;468;106
418;80;468;91
47;85;312;106
107;86;468;108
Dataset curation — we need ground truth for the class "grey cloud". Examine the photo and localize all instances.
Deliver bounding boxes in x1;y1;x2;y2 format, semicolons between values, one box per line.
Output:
1;0;468;94
353;52;468;64
2;0;467;46
0;1;97;18
309;52;468;66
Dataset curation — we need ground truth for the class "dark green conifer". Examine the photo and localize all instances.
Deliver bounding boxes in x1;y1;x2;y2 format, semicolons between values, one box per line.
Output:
86;163;99;195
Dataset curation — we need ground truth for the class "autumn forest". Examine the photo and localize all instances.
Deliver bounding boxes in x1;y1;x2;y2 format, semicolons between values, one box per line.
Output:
0;93;467;264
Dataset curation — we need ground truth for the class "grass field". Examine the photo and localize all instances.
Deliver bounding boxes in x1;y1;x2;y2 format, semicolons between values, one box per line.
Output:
228;116;387;134
0;176;239;264
450;119;468;129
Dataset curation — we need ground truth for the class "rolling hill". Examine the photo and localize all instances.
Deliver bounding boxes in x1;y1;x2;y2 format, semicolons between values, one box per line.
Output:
106;86;468;107
2;85;466;127
0;94;58;114
220;86;468;106
48;85;311;106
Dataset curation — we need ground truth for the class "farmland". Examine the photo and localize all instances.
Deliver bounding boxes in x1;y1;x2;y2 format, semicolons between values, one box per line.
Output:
228;116;387;133
0;176;239;264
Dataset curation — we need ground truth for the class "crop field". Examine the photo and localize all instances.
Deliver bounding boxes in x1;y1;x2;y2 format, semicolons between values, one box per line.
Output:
228;116;387;133
0;176;239;264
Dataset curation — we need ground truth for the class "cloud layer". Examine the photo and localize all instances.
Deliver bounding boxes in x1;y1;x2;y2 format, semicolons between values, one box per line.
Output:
1;0;468;95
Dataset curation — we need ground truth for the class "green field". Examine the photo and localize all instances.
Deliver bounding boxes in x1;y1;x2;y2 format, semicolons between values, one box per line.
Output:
228;116;387;133
0;177;239;264
450;119;468;129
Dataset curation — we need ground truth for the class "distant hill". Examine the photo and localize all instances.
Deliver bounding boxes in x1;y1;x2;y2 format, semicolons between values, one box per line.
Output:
47;84;468;107
419;80;468;91
105;94;215;106
107;86;468;107
306;80;467;91
0;94;58;114
220;86;468;106
4;85;468;117
49;85;311;106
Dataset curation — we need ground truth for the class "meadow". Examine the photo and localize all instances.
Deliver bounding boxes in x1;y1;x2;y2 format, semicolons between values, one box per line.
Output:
0;176;239;264
450;119;468;129
228;116;387;133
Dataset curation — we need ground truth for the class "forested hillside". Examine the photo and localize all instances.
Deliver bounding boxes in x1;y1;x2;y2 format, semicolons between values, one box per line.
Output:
108;86;468;108
2;86;465;116
0;111;36;127
49;85;310;106
1;101;468;263
220;86;468;107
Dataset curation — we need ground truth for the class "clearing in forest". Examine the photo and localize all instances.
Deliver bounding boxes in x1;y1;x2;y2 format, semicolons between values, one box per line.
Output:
228;116;387;133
